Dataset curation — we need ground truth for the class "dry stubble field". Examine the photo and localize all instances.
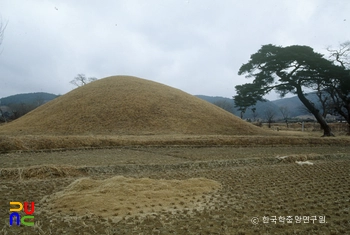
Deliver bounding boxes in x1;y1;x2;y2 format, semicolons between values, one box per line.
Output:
1;144;349;235
1;77;349;234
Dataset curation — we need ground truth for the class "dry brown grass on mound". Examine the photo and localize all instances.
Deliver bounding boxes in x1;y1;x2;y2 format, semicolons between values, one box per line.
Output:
42;176;221;219
0;165;84;180
0;75;267;136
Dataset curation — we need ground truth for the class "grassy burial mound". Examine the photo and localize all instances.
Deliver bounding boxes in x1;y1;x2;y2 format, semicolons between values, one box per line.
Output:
0;76;267;136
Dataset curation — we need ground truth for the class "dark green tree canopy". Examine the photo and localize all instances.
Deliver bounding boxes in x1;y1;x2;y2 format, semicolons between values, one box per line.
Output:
237;44;341;98
234;44;347;136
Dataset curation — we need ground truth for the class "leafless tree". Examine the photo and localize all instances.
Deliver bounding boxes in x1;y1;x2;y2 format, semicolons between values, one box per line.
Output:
279;106;290;127
264;108;275;128
251;107;259;122
35;94;45;106
327;41;350;69
70;74;97;87
312;82;332;118
326;41;350;134
0;107;6;123
0;16;8;52
8;103;35;119
213;100;234;113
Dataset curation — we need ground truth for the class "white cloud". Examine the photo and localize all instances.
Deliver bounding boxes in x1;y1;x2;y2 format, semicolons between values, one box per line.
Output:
0;0;349;99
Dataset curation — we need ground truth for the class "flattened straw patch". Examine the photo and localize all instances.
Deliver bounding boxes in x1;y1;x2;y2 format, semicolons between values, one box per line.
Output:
43;176;221;218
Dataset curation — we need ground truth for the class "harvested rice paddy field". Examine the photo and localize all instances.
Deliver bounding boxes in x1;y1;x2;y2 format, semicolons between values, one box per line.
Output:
1;77;349;233
1;144;349;234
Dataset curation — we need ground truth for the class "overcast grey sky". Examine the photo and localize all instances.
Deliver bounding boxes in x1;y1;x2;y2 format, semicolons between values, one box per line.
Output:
0;0;349;100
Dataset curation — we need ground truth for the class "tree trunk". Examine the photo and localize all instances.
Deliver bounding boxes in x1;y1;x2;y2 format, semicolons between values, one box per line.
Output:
334;103;350;135
0;108;7;123
344;103;350;135
296;85;334;137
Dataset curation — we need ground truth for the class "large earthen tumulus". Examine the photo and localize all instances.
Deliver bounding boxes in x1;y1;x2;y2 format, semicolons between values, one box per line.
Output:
0;76;267;135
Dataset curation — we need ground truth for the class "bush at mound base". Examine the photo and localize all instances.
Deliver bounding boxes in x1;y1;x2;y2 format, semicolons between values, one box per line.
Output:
0;76;267;135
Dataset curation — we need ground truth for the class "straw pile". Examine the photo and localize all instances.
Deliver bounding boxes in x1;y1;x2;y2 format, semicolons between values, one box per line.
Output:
43;176;221;218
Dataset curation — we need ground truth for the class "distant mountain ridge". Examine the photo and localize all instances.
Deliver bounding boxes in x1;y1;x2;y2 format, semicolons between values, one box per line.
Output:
0;92;59;121
196;93;323;120
0;92;58;105
0;91;322;122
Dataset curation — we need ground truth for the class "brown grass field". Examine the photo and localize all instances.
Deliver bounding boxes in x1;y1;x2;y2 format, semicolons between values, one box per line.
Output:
1;143;349;234
1;76;349;234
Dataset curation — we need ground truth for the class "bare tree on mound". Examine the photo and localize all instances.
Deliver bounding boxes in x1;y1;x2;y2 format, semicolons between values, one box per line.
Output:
70;74;97;87
235;44;348;137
